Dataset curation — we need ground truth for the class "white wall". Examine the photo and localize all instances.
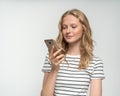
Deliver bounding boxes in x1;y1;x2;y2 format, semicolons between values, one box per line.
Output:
0;0;120;96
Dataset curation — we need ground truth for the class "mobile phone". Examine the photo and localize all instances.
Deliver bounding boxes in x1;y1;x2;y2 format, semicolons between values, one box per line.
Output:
44;39;60;52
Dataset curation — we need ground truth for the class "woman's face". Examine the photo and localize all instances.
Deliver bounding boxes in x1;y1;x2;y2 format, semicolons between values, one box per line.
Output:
62;14;83;45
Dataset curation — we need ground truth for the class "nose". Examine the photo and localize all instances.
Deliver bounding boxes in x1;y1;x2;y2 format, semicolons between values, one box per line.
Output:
66;27;71;33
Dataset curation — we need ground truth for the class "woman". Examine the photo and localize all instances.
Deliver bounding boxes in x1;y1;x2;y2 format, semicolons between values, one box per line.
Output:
41;9;105;96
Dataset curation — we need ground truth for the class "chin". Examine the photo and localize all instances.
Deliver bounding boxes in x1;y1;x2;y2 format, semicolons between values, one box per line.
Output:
65;38;80;44
65;39;75;43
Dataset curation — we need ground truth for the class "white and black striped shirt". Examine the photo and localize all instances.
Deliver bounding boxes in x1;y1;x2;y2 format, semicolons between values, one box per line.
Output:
42;54;105;96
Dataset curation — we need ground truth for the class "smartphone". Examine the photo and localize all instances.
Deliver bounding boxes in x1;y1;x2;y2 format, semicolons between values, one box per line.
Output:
44;39;60;52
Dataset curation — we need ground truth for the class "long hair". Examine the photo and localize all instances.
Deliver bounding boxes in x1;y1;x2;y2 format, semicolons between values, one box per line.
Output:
56;9;93;69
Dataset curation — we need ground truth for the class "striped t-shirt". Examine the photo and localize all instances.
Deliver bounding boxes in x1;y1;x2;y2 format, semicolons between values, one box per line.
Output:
42;54;105;96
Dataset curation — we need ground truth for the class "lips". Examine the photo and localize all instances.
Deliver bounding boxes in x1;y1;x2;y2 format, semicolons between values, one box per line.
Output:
66;36;73;39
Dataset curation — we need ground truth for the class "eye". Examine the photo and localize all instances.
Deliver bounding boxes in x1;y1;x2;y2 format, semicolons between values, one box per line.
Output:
72;26;76;28
62;25;67;29
71;24;77;28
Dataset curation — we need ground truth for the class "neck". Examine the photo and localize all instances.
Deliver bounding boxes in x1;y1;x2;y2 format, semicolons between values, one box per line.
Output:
67;43;80;55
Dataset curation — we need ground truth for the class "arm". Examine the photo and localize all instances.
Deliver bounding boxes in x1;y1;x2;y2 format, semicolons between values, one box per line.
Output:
41;71;58;96
41;47;65;96
90;79;102;96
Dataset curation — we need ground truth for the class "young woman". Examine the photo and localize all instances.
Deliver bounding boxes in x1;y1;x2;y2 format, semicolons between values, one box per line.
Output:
41;9;105;96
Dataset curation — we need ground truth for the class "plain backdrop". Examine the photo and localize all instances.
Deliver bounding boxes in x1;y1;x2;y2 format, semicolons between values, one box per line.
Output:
0;0;120;96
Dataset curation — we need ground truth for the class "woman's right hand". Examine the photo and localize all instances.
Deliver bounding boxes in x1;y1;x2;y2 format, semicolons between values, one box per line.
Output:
49;46;65;71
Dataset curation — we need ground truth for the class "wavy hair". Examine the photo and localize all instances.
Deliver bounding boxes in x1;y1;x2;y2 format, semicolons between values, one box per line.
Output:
56;9;93;69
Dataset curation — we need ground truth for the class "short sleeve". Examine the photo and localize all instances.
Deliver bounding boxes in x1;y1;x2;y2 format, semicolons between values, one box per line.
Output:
91;57;105;80
42;54;52;73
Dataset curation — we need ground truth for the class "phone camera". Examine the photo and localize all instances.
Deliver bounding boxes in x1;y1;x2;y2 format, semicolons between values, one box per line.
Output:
49;42;51;44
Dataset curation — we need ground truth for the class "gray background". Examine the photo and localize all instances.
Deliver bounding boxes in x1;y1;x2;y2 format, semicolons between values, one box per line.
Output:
0;0;120;96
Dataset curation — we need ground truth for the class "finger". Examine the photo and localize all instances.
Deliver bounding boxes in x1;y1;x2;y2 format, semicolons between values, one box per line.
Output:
59;57;65;63
54;55;64;63
56;54;65;61
61;48;65;53
53;48;63;57
49;46;54;60
55;57;65;65
51;46;55;54
49;46;54;56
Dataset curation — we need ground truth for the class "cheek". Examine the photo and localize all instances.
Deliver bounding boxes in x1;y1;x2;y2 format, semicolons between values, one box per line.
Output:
62;30;66;36
75;29;83;36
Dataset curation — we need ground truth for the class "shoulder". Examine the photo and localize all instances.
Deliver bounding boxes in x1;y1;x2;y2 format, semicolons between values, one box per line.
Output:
89;55;104;69
92;55;103;64
86;55;103;68
44;53;51;64
44;53;49;60
85;55;104;75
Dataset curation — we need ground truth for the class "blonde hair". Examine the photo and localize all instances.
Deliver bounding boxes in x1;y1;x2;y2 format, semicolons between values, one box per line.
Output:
56;9;93;69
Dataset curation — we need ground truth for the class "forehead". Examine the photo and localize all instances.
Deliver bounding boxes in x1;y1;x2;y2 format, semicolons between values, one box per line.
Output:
62;14;80;24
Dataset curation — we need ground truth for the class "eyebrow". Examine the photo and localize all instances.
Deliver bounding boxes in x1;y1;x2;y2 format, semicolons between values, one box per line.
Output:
62;23;77;26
